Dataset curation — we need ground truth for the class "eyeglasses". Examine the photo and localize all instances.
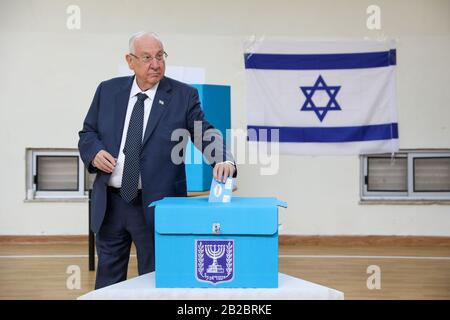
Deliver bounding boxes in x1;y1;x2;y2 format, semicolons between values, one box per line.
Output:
129;51;168;63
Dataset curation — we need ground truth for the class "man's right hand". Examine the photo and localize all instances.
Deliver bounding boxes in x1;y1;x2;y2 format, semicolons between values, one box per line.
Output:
92;150;116;173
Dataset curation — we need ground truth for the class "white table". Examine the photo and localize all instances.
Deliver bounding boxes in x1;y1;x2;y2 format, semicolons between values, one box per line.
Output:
78;272;344;300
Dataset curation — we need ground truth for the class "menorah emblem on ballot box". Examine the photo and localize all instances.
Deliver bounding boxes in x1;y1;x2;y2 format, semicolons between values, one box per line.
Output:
195;240;234;284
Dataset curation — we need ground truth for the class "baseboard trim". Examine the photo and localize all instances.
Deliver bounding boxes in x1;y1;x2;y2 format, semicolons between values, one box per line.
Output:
0;235;88;243
0;235;449;246
279;235;450;246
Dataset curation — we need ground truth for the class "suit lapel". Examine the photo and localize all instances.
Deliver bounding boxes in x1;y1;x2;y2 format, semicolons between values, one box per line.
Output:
142;77;172;147
113;76;134;156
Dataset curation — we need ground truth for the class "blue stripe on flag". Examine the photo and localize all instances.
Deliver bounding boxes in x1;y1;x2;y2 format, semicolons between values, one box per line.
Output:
244;50;396;70
247;123;399;143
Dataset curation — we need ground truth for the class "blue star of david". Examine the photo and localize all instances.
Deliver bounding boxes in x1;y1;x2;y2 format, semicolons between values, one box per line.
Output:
300;75;342;122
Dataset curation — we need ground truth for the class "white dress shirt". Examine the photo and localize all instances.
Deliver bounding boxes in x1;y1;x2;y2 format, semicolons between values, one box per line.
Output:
108;78;159;188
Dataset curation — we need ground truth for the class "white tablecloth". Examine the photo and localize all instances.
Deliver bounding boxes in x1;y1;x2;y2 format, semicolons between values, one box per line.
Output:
78;272;344;300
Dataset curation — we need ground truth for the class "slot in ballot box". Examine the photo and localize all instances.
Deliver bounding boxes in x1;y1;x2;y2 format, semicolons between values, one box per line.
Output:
151;197;287;288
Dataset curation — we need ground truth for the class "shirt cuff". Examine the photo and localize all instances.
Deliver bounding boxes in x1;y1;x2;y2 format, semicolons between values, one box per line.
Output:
216;160;235;167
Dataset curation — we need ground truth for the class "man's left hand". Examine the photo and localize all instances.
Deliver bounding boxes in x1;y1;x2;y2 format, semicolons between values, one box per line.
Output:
213;162;235;183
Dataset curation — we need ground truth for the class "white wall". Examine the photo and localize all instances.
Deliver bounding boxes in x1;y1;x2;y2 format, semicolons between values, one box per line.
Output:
0;0;449;235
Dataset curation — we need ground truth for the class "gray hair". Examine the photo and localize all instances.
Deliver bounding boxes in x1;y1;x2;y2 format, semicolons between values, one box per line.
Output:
128;31;163;54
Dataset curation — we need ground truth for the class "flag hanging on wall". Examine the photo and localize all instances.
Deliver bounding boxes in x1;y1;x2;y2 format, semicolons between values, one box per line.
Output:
244;40;398;155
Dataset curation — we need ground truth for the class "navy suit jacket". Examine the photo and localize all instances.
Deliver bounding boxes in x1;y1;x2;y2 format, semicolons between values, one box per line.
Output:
78;76;234;233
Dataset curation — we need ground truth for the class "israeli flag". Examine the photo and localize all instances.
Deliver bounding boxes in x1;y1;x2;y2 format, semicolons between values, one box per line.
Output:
244;40;398;155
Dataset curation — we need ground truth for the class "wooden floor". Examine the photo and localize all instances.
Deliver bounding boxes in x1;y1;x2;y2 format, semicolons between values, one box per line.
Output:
0;240;449;300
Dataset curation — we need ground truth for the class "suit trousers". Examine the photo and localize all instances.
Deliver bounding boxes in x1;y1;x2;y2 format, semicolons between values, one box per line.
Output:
94;188;155;289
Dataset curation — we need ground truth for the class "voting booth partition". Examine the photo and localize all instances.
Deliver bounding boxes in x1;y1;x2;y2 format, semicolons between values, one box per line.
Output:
151;197;287;288
185;84;231;192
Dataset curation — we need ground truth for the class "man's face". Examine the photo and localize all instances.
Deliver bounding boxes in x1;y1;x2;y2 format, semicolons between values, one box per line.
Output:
126;35;166;89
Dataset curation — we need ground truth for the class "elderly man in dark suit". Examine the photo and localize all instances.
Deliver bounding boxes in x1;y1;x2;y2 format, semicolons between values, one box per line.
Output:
78;32;236;289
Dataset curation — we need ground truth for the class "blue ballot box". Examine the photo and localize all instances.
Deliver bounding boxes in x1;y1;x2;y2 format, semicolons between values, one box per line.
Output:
151;197;287;288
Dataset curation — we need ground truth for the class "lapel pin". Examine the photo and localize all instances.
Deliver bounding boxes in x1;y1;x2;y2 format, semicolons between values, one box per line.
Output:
159;100;165;106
